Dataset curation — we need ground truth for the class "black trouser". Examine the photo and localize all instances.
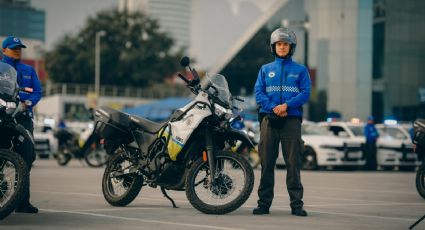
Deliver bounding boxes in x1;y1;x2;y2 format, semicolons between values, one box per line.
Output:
364;141;377;170
15;115;35;207
257;116;304;210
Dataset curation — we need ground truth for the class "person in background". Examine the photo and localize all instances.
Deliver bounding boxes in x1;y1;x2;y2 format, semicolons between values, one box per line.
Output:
2;36;42;213
364;116;379;170
253;27;311;216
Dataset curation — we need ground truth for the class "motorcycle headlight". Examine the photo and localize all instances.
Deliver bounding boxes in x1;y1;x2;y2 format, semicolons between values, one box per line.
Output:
5;102;17;114
0;98;6;107
214;104;233;120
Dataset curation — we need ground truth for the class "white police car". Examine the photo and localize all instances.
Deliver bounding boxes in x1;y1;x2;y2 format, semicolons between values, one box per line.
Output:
376;123;420;171
276;121;365;170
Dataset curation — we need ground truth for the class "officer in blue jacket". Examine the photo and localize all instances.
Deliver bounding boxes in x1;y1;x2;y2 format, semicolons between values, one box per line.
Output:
2;36;42;213
253;28;311;216
364;116;379;170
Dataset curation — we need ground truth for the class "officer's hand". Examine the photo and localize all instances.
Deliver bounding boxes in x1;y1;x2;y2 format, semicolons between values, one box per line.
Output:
278;111;288;117
281;103;288;112
273;106;281;115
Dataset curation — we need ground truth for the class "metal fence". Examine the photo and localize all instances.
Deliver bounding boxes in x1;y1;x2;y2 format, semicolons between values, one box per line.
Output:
42;82;190;98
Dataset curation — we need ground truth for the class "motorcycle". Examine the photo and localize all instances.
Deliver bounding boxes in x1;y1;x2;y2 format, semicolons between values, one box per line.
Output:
0;62;32;220
94;56;254;214
230;119;260;168
413;119;425;199
54;125;108;167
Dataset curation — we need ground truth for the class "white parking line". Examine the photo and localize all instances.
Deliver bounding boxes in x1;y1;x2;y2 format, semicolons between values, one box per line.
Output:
310;186;416;195
305;203;425;207
34;190;190;203
276;193;423;204
35;190;421;223
41;208;246;230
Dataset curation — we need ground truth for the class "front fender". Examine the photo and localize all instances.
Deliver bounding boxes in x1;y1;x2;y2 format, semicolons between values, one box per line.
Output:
14;123;35;146
223;129;255;149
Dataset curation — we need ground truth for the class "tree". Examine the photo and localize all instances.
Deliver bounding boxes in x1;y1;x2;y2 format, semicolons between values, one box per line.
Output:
221;26;275;95
45;9;183;87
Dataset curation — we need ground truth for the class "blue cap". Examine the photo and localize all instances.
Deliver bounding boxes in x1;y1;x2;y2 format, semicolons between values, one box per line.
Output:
367;116;374;121
2;36;26;49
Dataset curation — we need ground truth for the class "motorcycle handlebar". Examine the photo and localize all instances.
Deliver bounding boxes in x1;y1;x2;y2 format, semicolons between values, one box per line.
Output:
177;72;190;84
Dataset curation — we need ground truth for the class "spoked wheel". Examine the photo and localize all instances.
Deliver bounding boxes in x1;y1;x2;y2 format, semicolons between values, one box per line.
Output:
185;151;254;214
102;152;143;206
0;149;28;220
84;147;108;167
416;165;425;199
56;147;72;166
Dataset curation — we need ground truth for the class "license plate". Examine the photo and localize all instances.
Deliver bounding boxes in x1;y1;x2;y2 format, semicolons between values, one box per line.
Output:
348;152;361;159
406;153;417;159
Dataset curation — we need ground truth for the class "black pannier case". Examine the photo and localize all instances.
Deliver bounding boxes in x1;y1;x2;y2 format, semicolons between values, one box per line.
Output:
413;119;425;146
94;106;133;143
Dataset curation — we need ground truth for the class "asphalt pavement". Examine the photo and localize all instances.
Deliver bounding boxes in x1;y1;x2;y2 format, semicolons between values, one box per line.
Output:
1;159;424;230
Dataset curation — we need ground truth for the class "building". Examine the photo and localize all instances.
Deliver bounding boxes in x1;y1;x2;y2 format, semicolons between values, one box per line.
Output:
0;0;46;80
119;0;191;51
305;0;373;121
372;0;425;121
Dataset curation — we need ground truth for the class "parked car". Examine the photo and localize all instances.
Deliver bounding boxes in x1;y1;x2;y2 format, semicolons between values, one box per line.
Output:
376;124;420;171
319;121;420;170
277;121;364;170
33;121;57;159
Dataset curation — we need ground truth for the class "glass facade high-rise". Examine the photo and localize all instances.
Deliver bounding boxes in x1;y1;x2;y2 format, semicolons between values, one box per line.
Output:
0;0;45;41
119;0;190;50
373;0;425;121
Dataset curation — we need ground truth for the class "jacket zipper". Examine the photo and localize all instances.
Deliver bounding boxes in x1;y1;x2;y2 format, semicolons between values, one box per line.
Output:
280;62;284;104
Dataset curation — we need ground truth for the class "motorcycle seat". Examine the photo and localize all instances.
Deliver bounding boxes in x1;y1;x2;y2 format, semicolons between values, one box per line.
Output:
129;115;166;134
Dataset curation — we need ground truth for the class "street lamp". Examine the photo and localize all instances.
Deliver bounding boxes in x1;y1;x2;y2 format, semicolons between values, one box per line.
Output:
95;30;106;97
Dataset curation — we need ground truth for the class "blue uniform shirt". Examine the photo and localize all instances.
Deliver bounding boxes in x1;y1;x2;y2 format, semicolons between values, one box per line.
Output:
364;123;379;143
254;57;311;117
2;55;42;117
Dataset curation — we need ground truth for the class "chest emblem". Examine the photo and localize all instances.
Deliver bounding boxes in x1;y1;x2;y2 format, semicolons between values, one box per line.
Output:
268;72;275;78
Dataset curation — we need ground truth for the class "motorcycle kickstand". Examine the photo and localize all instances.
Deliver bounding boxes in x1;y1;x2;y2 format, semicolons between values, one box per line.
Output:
160;187;178;208
78;159;86;167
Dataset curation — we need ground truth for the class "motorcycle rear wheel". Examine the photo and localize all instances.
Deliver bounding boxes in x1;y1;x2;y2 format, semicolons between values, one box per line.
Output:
102;152;143;206
0;149;28;220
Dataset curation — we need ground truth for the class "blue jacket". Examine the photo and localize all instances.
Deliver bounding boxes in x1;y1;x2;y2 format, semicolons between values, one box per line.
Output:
2;55;42;117
254;57;311;117
364;124;379;143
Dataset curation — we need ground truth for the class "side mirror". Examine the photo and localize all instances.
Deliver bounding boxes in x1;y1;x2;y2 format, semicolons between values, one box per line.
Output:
180;56;190;67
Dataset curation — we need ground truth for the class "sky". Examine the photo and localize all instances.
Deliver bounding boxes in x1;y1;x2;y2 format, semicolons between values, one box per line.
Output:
32;0;117;50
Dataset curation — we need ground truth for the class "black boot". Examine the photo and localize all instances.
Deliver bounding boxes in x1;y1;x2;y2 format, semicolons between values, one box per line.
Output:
291;208;307;217
15;203;39;214
253;206;269;215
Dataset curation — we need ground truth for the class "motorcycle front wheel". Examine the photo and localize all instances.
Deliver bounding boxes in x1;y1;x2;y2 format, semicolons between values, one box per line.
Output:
84;148;108;167
185;151;254;214
102;152;143;206
0;149;28;220
416;165;425;199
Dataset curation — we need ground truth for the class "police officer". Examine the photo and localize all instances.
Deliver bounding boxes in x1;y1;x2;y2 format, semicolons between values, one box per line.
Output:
2;36;42;213
364;116;379;170
253;28;311;216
